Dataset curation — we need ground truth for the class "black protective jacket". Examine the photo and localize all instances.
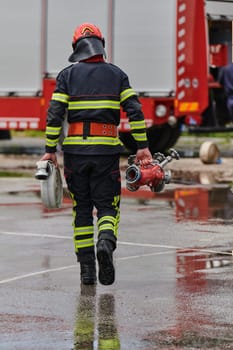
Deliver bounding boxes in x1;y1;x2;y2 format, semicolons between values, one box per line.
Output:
45;60;148;155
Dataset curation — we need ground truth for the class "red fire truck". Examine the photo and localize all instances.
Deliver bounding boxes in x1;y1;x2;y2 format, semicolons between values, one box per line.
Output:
0;0;232;153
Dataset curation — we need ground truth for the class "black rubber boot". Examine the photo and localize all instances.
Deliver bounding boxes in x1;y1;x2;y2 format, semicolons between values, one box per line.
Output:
97;239;115;285
80;262;97;285
79;252;97;285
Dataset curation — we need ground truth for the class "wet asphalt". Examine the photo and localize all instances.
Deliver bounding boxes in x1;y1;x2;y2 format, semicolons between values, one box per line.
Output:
1;175;233;350
1;135;233;349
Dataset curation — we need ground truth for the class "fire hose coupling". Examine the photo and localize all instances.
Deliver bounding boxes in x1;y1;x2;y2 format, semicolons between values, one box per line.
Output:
125;148;180;192
35;160;52;180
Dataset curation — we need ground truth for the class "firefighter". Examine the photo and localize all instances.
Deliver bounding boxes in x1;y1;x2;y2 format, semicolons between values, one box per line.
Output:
218;63;233;122
40;23;152;285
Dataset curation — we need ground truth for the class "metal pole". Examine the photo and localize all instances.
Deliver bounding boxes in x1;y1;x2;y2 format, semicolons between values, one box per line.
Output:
107;0;115;63
41;0;48;79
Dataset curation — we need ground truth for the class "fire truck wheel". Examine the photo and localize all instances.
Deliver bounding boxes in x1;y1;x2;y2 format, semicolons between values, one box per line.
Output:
147;125;172;153
147;123;182;153
162;122;182;150
0;130;11;140
119;123;182;154
119;132;137;154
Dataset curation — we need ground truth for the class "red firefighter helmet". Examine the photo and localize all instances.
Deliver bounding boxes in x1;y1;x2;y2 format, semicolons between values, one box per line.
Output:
69;22;106;62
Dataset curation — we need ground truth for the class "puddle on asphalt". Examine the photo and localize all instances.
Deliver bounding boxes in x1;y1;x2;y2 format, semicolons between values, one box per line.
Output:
71;249;233;350
2;182;233;225
173;186;233;223
1;182;233;349
123;185;233;224
176;247;233;277
141;246;233;350
36;184;233;224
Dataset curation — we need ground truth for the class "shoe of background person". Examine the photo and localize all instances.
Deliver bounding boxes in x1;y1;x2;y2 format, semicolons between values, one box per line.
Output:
80;262;97;285
97;239;115;285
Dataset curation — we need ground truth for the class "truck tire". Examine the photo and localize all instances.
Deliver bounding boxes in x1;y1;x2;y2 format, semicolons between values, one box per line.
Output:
0;130;11;140
119;132;137;154
147;125;174;154
162;122;182;150
119;123;182;155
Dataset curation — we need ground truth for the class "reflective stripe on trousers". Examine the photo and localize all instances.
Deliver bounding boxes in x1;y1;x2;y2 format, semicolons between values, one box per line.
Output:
64;153;121;254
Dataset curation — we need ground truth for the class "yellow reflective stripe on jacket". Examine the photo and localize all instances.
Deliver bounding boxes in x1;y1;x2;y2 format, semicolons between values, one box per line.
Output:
46;137;59;147
120;88;136;103
46;126;62;136
63;136;123;146
129;120;146;130
68;100;120;110
52;92;69;104
131;132;147;142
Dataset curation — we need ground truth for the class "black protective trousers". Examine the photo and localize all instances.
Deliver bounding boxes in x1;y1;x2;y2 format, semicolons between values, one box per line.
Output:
64;153;121;261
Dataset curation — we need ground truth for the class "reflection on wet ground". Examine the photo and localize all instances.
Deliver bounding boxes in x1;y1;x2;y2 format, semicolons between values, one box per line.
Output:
1;180;233;349
174;186;233;223
177;248;233;276
73;287;120;350
5;183;232;225
122;184;233;224
122;186;233;349
142;247;233;349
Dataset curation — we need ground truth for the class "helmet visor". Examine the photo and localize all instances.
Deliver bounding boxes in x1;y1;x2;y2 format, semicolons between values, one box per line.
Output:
68;37;106;62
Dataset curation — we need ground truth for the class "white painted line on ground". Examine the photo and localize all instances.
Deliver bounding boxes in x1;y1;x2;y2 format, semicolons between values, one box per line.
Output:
0;231;71;240
118;240;178;249
118;250;174;261
0;245;232;285
1;231;232;260
0;251;173;285
0;265;76;285
0;231;178;249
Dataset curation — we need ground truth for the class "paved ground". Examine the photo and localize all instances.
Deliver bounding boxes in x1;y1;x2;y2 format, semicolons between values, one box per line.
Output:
1;178;233;349
1;135;233;349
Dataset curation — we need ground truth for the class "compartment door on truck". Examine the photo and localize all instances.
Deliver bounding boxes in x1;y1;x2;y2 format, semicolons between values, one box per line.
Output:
0;0;42;94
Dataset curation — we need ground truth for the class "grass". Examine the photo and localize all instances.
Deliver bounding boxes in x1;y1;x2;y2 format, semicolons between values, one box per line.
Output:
0;171;32;177
11;130;45;138
182;130;233;138
180;131;233;145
